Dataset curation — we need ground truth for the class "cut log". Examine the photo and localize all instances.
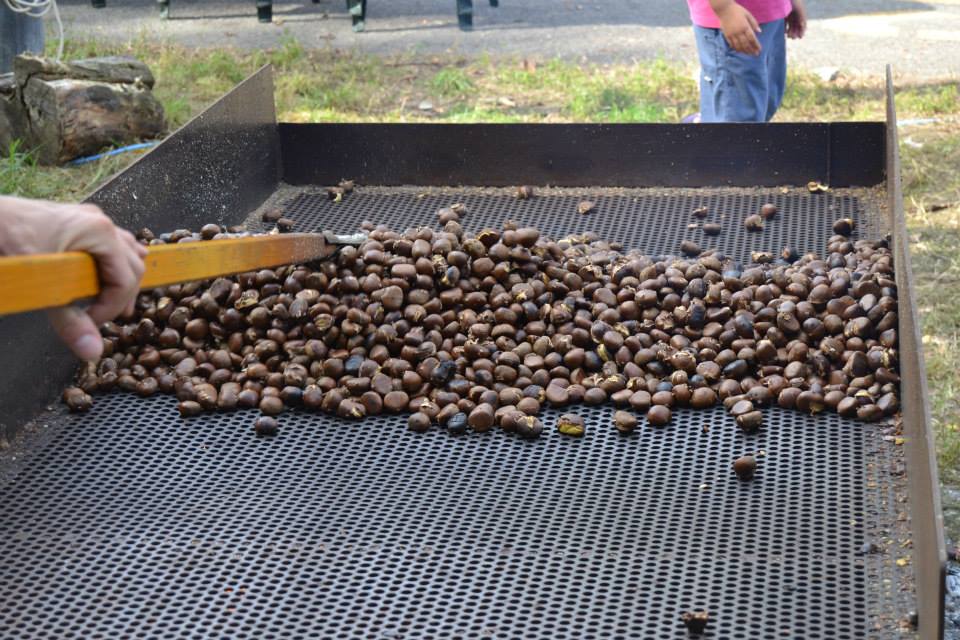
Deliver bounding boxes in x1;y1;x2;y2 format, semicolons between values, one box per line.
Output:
0;74;26;153
14;54;155;89
4;54;165;164
23;77;164;164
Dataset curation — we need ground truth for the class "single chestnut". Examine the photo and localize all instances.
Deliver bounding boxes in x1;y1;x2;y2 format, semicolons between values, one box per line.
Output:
253;416;279;436
647;405;672;427
733;455;756;480
557;413;586;437
613;410;638;434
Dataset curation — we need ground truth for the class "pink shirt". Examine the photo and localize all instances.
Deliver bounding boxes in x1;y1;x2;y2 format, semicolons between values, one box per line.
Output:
687;0;792;28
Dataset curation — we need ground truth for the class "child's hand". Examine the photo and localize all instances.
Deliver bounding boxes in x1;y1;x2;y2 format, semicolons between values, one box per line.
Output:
716;2;762;56
787;0;807;39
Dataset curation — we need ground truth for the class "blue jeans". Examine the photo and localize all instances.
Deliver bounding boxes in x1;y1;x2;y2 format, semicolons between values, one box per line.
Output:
694;19;787;123
0;6;45;74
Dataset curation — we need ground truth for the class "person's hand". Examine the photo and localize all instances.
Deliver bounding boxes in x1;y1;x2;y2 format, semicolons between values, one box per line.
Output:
716;2;762;56
0;196;146;361
787;0;807;39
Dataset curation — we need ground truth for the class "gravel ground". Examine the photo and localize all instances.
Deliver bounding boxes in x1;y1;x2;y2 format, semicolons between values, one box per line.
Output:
55;0;960;78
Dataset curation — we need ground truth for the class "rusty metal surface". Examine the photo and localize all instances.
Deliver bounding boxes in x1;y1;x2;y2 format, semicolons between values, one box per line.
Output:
886;65;948;639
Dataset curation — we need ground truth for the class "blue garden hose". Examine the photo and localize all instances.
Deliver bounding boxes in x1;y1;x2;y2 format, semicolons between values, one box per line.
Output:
69;141;160;166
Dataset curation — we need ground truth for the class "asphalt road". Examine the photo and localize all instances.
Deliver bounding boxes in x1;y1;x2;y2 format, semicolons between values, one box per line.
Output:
56;0;960;77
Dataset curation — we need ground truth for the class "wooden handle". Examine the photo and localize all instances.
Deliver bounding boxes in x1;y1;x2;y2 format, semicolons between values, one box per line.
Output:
0;233;334;316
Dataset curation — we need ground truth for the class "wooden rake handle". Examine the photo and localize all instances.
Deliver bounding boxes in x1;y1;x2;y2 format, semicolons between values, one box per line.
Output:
0;233;341;316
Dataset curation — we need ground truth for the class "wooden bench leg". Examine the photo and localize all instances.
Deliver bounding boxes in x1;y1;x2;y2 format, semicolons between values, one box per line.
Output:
457;0;473;30
157;0;169;20
346;0;366;32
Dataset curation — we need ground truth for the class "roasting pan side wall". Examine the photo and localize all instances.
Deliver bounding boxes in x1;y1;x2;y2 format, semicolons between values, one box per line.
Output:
886;66;947;640
277;121;885;188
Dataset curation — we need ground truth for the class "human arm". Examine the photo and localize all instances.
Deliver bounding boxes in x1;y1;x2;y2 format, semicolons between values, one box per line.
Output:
787;0;807;39
709;0;762;56
0;196;146;360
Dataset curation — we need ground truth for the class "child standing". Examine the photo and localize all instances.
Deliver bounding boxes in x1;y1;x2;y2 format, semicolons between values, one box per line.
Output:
687;0;807;122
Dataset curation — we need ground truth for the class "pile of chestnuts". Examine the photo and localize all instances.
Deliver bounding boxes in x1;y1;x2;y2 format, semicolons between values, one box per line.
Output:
62;202;900;444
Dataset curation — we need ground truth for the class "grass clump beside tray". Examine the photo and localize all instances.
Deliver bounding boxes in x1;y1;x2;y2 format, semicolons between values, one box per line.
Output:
3;35;960;481
901;123;960;481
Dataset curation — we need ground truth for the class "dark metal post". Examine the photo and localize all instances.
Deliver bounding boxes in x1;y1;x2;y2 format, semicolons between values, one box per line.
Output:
256;0;272;23
457;0;473;30
346;0;366;32
0;5;44;74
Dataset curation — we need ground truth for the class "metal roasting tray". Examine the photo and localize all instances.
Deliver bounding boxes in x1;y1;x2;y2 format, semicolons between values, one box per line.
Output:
0;66;945;639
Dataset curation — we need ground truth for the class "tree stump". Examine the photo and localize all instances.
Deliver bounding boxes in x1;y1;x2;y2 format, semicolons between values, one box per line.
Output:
2;54;165;165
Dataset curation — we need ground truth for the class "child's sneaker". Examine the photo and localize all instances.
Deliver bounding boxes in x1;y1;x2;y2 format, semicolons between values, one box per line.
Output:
681;113;702;124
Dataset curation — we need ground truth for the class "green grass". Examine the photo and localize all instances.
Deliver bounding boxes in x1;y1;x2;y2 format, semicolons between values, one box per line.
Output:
430;67;475;97
900;124;960;482
4;37;960;481
1;140;130;201
781;71;959;121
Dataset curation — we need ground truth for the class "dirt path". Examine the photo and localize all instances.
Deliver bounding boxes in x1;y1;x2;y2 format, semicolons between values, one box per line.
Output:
58;0;960;77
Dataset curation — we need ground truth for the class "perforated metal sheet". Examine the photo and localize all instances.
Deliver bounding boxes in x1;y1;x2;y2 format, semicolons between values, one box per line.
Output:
0;187;913;639
264;189;881;263
0;398;909;639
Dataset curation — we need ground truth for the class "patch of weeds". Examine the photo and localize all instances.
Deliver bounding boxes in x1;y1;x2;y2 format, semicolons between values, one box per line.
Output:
0;141;41;196
162;97;192;129
567;81;670;122
780;71;867;120
269;33;307;70
0;141;129;201
903;124;960;207
279;71;365;114
445;105;524;123
897;83;960;117
626;59;698;107
492;58;580;93
430;67;475;97
902;124;960;482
